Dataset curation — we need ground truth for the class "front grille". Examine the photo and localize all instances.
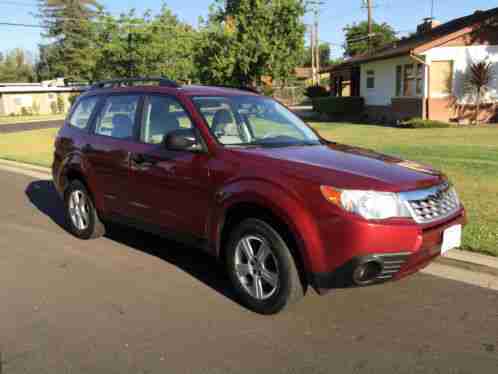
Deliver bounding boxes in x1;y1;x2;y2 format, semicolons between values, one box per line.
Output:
400;183;460;224
375;253;410;280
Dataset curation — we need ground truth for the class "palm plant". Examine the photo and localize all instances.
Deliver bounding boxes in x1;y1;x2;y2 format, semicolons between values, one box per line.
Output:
467;60;495;125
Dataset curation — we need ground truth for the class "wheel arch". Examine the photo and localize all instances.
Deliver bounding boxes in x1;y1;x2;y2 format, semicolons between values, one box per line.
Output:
59;154;101;212
213;176;325;286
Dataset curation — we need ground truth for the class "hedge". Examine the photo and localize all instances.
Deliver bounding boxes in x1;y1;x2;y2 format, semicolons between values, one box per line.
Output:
399;118;451;129
304;85;329;98
312;96;364;116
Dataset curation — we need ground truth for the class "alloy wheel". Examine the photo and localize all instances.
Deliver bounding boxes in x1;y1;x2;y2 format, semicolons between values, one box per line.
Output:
68;190;90;231
234;235;280;300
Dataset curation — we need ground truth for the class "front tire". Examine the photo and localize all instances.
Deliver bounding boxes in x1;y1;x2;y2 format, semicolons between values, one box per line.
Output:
64;180;105;240
225;219;304;314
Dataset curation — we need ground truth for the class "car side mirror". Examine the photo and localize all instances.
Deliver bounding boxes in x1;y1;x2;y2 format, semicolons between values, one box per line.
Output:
164;129;199;151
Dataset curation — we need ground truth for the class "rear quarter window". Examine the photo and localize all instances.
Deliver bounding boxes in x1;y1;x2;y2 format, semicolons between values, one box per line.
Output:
69;96;99;130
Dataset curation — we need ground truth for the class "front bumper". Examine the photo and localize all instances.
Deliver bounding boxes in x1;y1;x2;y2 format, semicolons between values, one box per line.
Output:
311;209;466;292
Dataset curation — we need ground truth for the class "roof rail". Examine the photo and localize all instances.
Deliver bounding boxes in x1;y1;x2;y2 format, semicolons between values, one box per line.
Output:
90;77;180;90
213;85;261;94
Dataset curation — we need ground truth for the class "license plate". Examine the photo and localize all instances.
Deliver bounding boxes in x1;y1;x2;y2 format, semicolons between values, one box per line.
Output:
441;225;462;254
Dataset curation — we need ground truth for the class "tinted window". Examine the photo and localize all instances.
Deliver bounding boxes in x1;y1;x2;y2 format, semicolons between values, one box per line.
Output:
94;95;140;140
69;96;99;130
140;96;193;145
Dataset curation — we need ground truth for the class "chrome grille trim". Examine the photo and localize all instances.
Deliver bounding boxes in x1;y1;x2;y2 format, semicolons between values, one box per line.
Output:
399;182;460;224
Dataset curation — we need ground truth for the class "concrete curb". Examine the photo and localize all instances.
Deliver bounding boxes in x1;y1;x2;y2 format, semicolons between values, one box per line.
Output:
0;120;63;134
0;157;497;280
0;158;51;173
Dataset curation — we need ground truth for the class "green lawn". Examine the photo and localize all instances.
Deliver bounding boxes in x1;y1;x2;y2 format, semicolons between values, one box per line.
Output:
311;123;498;256
0;114;66;125
0;123;496;256
0;128;58;167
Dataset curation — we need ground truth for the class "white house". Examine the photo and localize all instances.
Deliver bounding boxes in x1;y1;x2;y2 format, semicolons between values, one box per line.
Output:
0;80;84;116
329;7;498;123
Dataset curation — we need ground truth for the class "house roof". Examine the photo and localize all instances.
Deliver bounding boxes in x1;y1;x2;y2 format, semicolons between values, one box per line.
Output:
0;85;86;94
324;6;498;71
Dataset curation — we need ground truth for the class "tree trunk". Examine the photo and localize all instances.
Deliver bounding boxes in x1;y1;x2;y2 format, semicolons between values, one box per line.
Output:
475;87;481;125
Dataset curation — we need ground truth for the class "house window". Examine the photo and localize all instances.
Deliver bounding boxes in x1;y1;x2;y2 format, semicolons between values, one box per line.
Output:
366;70;375;89
430;60;453;96
403;63;423;96
416;64;424;95
396;65;402;96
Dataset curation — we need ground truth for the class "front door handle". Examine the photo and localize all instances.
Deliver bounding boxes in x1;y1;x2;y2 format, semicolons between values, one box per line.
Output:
82;144;95;153
130;153;158;166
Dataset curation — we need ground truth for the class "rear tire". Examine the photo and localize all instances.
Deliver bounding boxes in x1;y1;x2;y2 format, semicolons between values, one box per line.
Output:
225;218;304;314
64;180;105;240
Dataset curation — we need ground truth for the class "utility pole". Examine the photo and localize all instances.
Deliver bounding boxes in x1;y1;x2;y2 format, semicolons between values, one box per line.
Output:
306;1;323;85
314;7;320;84
310;25;316;85
367;0;373;53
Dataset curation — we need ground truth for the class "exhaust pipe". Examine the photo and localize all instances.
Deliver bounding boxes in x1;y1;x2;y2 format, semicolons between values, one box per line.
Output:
352;260;382;286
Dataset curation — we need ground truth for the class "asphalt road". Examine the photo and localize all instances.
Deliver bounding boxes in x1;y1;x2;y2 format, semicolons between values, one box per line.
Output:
0;170;497;374
0;120;63;134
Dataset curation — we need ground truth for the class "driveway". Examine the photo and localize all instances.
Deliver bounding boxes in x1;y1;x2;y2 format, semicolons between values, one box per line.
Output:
0;169;497;373
0;120;63;134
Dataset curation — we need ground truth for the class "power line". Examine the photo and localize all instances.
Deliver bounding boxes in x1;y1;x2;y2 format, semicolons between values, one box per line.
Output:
0;0;38;7
0;21;44;28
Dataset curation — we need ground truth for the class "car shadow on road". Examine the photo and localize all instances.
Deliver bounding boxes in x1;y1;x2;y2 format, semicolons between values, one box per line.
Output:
25;179;239;306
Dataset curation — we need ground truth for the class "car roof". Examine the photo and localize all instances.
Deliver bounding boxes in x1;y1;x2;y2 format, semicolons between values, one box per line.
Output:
81;84;260;98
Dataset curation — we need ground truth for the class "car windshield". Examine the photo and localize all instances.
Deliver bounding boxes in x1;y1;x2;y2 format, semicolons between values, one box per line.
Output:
192;95;322;147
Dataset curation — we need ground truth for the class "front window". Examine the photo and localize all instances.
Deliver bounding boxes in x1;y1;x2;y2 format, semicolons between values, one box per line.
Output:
94;95;140;139
401;63;424;97
192;96;321;147
140;95;194;145
366;70;375;89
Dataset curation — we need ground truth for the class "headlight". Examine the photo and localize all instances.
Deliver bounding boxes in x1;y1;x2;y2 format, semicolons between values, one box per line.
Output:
448;186;460;206
320;186;411;220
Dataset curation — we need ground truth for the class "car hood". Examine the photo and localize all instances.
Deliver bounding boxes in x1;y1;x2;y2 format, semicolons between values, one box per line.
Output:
232;143;445;192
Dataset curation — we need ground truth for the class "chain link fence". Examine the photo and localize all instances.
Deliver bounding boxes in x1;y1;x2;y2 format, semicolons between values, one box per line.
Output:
271;86;307;106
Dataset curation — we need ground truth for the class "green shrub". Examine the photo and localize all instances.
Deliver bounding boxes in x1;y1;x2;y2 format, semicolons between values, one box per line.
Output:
261;85;274;97
56;94;65;113
304;85;329;98
68;93;80;108
50;101;58;115
400;118;450;129
312;96;364;115
20;106;33;116
32;100;41;115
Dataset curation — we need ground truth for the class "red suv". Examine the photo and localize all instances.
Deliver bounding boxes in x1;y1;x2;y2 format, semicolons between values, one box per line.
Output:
53;78;466;314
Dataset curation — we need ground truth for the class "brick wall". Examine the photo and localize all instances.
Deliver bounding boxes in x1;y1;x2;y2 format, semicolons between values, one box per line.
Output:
392;98;424;121
427;97;497;123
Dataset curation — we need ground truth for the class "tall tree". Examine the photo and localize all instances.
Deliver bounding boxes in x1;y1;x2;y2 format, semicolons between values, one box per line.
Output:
91;6;199;82
197;0;306;86
38;0;101;81
0;49;35;82
343;21;397;57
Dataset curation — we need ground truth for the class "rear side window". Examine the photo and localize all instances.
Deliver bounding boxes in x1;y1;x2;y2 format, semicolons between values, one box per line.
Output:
94;95;140;140
69;96;99;130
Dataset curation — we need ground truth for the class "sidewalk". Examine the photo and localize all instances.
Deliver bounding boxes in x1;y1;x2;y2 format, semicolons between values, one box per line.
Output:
1;157;497;291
